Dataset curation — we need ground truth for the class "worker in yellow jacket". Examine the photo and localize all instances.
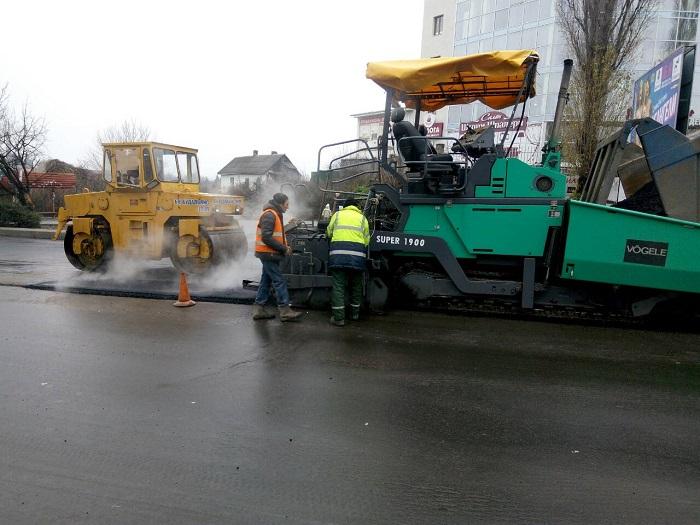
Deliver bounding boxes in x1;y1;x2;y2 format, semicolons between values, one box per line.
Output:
326;198;370;326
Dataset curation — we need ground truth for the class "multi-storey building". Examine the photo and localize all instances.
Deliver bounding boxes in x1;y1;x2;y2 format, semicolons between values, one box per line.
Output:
421;0;700;158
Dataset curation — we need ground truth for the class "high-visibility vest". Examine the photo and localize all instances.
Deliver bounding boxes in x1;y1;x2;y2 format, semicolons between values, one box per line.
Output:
255;208;287;254
327;205;370;270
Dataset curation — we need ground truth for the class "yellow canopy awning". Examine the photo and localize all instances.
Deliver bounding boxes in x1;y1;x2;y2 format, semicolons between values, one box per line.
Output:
366;50;539;112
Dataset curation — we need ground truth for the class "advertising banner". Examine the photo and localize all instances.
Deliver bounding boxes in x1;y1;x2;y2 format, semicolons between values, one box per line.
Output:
632;47;684;127
460;111;528;135
425;122;444;137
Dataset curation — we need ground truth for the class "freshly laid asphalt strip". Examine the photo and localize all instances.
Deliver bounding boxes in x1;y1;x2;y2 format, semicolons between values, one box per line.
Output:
24;281;258;304
25;271;258;305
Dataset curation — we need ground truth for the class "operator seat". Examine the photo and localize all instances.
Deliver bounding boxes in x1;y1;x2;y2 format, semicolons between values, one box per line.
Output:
391;107;427;163
391;108;462;194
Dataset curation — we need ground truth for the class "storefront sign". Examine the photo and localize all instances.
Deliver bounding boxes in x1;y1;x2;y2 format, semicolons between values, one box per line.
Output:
425;122;444;137
460;111;528;134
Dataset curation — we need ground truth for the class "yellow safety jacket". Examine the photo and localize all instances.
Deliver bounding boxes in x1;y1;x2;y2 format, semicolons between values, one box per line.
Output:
326;205;370;270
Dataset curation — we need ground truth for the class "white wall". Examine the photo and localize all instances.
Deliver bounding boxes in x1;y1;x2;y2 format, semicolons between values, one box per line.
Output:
422;0;457;59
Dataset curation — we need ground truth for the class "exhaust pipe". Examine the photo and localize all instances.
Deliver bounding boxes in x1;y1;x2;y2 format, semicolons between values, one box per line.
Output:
546;59;574;153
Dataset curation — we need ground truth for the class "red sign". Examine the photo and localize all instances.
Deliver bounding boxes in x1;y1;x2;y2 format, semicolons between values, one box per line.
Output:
425;122;444;137
460;111;528;134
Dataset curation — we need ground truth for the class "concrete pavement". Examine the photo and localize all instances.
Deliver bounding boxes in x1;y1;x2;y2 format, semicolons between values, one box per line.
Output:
0;226;64;240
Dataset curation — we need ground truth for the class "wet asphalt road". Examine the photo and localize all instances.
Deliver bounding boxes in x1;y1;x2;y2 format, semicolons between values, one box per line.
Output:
1;237;700;523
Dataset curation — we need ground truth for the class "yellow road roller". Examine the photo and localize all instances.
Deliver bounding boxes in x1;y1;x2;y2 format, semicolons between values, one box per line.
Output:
54;142;247;273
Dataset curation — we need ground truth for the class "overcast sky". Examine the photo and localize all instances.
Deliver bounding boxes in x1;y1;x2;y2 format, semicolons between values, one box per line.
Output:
1;0;424;178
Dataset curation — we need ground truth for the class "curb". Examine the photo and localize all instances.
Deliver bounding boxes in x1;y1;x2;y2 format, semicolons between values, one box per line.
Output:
0;227;64;240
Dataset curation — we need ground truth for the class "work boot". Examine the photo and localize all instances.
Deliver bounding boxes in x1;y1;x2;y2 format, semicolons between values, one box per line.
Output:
330;317;345;327
279;305;302;322
351;306;361;321
253;304;275;320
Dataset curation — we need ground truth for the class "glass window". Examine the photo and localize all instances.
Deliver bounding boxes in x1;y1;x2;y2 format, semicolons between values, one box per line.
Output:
496;0;509;9
177;152;200;183
522;27;537;48
481;11;495;33
448;106;461;125
681;0;699;11
545;93;558;116
103;151;113;183
479;37;494;52
457;1;470;20
537;24;554;46
493;32;508;48
454;43;467;56
433;15;444;35
154;148;178;182
461;104;474;122
507;30;522;47
483;0;495;13
143;148;154;183
658;16;678;40
539;46;551;66
678;18;697;41
539;0;554;18
523;0;539;23
469;16;481;36
112;147;140;186
551;44;566;67
656;40;678;61
548;72;562;94
456;20;467;40
495;9;508;27
472;0;483;17
509;4;524;27
529;96;543;116
537;74;549;94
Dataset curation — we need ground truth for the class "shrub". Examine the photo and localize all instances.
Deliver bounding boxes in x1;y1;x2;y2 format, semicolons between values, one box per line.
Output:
0;201;41;228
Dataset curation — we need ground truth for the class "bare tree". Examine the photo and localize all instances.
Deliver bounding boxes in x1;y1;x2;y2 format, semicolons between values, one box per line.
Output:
81;119;151;171
557;0;656;193
0;84;47;208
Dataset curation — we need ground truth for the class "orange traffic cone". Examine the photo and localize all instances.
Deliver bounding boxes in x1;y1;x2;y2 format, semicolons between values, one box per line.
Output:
173;272;196;307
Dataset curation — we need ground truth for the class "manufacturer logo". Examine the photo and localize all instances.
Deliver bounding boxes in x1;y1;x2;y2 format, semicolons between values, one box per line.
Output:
623;239;668;267
175;198;209;206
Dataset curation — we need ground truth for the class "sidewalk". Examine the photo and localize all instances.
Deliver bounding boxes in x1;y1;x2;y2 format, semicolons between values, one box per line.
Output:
0;227;64;240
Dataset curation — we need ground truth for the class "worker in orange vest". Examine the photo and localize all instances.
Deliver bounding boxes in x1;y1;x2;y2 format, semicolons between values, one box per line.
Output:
253;193;302;322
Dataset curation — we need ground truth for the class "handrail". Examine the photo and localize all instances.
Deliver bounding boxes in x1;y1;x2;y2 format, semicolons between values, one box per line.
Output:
317;138;377;172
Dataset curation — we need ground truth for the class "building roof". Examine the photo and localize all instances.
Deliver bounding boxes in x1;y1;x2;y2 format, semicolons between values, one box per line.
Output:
218;154;288;176
28;172;77;188
1;172;77;190
0;177;12;194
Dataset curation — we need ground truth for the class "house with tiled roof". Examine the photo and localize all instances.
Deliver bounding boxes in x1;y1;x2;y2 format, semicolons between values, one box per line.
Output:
218;150;301;193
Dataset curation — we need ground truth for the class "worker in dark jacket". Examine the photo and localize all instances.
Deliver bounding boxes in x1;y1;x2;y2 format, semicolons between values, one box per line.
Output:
326;198;370;326
253;193;302;322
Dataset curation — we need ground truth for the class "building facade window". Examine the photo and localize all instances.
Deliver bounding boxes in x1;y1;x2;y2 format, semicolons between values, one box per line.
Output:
433;15;444;35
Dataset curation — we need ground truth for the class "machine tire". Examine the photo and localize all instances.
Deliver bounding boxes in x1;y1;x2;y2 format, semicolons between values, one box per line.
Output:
63;223;113;272
169;227;248;274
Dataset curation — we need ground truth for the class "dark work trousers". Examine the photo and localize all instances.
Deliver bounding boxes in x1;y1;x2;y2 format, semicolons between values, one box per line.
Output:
330;269;364;321
255;259;290;306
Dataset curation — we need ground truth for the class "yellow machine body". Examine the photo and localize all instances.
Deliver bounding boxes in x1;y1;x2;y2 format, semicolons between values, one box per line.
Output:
55;142;247;272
